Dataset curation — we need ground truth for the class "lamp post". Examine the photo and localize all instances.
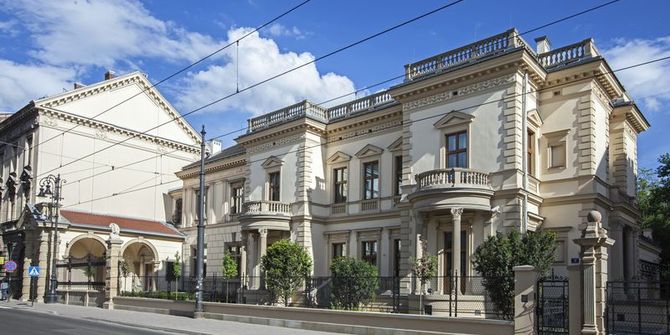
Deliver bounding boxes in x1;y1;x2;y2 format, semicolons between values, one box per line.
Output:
194;125;207;318
38;174;65;304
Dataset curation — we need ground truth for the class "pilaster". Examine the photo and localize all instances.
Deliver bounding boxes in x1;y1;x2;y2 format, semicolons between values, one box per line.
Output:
103;237;123;309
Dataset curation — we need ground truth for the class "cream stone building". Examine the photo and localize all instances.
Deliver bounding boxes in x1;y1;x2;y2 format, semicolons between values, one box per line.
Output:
0;71;199;304
172;29;656;308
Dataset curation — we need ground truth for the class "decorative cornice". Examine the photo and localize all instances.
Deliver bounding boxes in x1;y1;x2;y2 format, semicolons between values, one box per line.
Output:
326;151;352;164
355;144;384;158
403;74;515;111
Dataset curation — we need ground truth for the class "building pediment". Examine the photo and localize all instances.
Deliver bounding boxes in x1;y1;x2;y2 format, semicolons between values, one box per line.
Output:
261;156;284;169
387;137;403;152
528;109;543;128
433;111;475;129
355;144;384;158
327;151;352;164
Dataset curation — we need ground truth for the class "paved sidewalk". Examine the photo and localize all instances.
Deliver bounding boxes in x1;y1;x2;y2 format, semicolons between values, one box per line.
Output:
0;300;340;335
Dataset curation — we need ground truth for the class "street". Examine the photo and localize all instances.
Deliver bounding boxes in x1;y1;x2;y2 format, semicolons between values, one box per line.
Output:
0;307;176;335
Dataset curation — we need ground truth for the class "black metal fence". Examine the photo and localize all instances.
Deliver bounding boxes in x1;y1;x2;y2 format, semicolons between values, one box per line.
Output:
55;255;106;292
606;281;670;335
537;276;569;335
117;274;508;319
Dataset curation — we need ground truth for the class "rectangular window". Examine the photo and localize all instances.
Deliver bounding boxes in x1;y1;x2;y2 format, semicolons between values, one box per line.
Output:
231;185;244;215
446;131;468;168
394;156;402;196
549;143;566;168
333;167;347;203
226;245;242;277
332;243;345;259
173;198;182;226
361;240;377;265
268;172;280;201
362;161;379;200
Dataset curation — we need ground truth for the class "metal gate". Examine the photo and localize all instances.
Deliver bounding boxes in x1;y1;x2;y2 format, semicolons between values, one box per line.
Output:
606;281;670;335
537;276;569;335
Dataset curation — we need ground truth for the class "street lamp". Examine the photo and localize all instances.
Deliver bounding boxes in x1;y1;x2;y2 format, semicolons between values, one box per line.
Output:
38;174;66;304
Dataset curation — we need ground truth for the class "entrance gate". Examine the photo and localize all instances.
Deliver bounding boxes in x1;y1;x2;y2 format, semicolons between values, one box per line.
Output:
537;276;569;335
606;281;670;335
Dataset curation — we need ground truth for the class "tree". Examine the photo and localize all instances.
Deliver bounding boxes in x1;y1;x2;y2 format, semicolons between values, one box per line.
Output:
221;252;239;303
330;257;379;310
261;240;312;306
411;239;437;314
638;154;670;267
171;252;182;294
472;230;556;319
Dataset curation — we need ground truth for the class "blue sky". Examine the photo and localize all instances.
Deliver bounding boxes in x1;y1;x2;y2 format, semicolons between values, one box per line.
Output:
0;0;668;170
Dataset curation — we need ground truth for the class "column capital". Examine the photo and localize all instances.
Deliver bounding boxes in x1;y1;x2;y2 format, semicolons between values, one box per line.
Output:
259;228;268;237
450;207;463;217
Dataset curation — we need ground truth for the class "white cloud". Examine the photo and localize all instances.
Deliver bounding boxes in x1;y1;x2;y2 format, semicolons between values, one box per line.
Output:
603;37;670;112
0;60;75;111
1;0;224;67
175;28;356;116
266;23;308;40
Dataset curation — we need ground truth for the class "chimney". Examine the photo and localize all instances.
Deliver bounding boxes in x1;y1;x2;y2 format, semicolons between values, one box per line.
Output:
535;36;551;54
74;82;85;89
207;139;222;156
104;70;116;80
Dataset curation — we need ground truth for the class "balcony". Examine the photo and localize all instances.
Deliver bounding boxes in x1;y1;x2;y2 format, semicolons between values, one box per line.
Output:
538;38;599;70
239;200;292;231
409;168;494;212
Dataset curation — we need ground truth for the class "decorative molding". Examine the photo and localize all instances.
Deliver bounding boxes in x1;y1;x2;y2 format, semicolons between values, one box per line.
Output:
527;109;543;128
328;119;402;143
433;110;475;129
403;74;515;111
261;156;284;169
355;144;383;158
387;137;403;152
246;133;306;154
326;151;352;164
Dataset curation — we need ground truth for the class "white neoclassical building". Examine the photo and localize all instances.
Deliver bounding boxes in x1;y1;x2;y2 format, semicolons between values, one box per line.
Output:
0;71;199;304
171;29;657;309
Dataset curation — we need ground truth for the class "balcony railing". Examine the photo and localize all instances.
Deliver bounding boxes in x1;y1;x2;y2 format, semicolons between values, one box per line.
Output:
538;38;598;69
327;91;395;120
415;168;491;191
404;29;527;81
242;200;292;216
247;100;327;133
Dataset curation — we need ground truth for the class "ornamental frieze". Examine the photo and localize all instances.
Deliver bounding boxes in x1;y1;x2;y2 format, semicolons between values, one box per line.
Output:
247;133;306;154
403;74;515;111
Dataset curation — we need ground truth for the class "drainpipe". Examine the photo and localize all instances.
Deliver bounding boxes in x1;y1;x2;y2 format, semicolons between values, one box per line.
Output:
521;72;529;234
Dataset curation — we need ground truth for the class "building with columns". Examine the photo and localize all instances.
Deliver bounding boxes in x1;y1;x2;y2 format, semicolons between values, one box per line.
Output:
0;71;199;304
171;29;657;306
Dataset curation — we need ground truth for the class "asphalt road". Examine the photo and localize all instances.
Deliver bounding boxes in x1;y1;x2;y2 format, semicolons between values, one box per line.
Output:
0;307;178;335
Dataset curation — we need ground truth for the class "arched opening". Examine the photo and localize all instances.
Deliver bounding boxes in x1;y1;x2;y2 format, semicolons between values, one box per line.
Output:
120;241;158;292
64;236;107;289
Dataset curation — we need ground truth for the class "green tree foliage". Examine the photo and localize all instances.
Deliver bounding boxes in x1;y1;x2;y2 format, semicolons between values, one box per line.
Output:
261;240;312;306
411;239;438;314
221;251;239;303
329;257;379;310
638;154;670;265
171;252;182;281
472;230;556;319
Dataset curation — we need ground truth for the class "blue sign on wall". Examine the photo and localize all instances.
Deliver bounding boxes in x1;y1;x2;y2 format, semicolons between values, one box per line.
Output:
28;266;40;277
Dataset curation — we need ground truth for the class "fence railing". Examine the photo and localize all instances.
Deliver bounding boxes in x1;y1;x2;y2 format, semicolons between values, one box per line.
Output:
415;168;491;191
606;281;670;335
241;200;292;216
537;39;598;69
115;274;507;319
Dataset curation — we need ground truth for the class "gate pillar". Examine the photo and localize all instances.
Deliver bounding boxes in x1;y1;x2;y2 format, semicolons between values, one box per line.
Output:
574;210;613;335
514;265;538;335
103;236;123;309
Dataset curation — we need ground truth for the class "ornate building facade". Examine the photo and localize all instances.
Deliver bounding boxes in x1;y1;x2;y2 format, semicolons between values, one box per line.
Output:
0;71;199;303
172;29;657;304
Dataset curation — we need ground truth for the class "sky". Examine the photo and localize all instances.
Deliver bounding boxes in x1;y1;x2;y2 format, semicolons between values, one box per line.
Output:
0;0;668;170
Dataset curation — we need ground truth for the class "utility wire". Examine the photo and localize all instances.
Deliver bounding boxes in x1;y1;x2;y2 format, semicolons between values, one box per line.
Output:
36;0;467;178
63;54;669;208
57;0;631;188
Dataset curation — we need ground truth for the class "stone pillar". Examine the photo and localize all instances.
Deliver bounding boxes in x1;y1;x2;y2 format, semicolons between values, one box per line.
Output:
103;237;123;309
568;265;583;335
609;222;624;281
258;229;267;289
21;230;36;301
247;233;257;289
451;208;463;294
239;245;247;287
574;210;613;335
513;265;538;335
34;230;50;302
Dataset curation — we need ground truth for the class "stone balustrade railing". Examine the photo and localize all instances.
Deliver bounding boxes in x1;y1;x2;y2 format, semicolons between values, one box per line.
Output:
538;39;598;69
247;100;327;133
415;168;491;191
327;91;395;120
242;200;292;216
404;29;527;81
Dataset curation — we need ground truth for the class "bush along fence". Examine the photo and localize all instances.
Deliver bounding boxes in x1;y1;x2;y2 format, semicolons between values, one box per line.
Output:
112;273;510;319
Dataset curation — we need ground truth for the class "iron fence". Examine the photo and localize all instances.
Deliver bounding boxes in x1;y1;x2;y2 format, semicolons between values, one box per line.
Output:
606;281;670;335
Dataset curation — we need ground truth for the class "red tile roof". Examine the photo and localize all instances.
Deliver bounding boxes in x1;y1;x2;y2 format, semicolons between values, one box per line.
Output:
60;210;183;238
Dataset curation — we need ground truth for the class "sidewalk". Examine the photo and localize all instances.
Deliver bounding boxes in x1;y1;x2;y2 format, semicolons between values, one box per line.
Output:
0;300;339;335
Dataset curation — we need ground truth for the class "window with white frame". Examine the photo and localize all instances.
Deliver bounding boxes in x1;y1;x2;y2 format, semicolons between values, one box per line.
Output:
333;167;347;203
230;183;244;215
362;161;379;200
544;129;569;170
445;131;468;168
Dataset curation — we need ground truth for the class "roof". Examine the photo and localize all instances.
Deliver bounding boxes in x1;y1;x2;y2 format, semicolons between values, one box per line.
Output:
183;143;246;170
60;210;183;239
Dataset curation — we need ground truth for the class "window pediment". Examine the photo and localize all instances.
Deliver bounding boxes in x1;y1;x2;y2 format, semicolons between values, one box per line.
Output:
327;151;352;164
433;110;475;129
528;109;543;128
387;137;403;152
261;156;283;169
355;144;384;158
